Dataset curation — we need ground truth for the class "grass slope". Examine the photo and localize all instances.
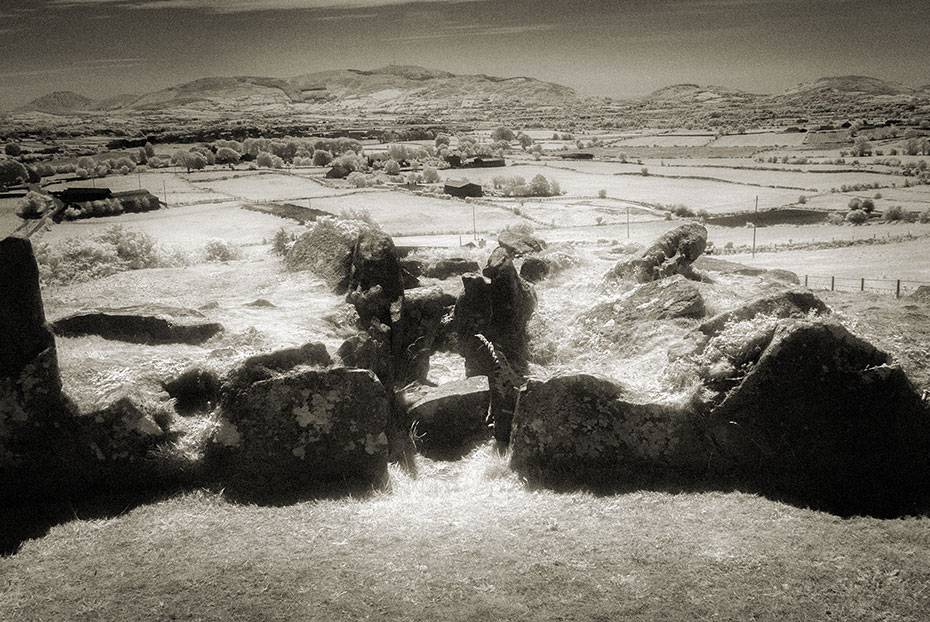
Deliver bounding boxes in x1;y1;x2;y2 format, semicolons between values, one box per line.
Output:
3;446;930;621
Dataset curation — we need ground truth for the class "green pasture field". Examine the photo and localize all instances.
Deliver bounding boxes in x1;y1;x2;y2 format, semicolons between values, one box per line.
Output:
445;163;803;212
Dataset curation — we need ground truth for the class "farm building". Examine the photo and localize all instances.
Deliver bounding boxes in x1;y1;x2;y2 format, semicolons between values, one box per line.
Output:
444;180;483;198
52;187;113;205
560;152;595;160
464;157;506;168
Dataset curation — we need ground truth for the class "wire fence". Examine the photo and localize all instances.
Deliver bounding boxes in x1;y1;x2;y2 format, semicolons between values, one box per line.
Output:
803;275;930;298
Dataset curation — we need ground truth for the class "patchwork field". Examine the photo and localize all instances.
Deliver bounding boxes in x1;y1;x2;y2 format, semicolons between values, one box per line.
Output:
5;134;930;622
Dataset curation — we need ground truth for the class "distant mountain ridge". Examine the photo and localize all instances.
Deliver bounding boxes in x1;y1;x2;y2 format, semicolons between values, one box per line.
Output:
10;68;928;124
14;65;578;116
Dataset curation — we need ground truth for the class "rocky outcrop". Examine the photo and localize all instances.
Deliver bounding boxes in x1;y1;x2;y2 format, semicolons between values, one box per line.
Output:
704;319;930;516
498;230;547;257
163;367;221;415
510;374;707;487
400;376;490;459
426;258;480;280
584;275;706;325
699;289;829;335
284;218;369;292
206;366;389;500
347;229;405;321
453;247;536;443
51;305;223;345
606;223;707;283
694;256;800;284
519;256;550;283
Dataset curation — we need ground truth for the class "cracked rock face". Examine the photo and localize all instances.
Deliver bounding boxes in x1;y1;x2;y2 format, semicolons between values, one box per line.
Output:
606;223;707;283
207;365;389;499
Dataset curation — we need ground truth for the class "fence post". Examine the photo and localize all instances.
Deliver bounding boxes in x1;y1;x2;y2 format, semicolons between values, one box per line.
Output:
831;276;835;291
896;280;901;299
860;278;865;292
804;275;808;288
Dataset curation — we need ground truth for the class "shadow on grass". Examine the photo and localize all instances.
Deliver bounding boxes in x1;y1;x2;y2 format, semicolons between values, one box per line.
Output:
0;486;187;557
517;463;930;519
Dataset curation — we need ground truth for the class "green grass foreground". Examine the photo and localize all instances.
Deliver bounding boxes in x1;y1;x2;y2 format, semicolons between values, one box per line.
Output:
3;444;930;621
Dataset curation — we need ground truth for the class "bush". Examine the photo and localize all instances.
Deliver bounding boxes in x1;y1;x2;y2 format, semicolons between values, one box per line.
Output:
33;226;167;285
203;239;243;262
598;189;607;199
16;191;54;219
882;205;906;222
271;227;292;257
826;212;845;225
845;209;868;225
422;166;440;183
919;208;930;223
346;171;369;188
797;195;807;204
383;159;401;175
312;150;334;166
860;198;875;213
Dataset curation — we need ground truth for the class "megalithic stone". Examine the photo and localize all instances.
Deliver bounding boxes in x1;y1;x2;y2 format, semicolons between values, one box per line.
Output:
0;236;61;402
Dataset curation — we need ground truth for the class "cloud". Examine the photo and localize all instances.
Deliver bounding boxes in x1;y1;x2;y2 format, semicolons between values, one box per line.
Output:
48;0;485;13
387;23;555;42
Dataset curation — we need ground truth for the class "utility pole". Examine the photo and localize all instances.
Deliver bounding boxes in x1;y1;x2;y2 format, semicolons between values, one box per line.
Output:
627;205;630;239
751;195;758;258
163;179;168;207
472;202;477;241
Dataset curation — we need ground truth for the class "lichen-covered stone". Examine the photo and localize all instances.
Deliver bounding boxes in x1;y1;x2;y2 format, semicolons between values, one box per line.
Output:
510;374;707;487
401;376;490;459
453;247;536;444
498;230;547;257
206;367;389;499
584;274;705;326
606;223;707;283
699;289;829;335
704;319;930;516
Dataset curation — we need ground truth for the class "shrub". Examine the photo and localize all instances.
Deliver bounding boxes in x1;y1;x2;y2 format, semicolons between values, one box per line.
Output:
33;226;167;284
422;166;440;183
882;205;906;222
16;191;54;219
346;171;369;188
826;212;845;225
4;142;22;157
845;209;868;225
797;195;807;204
94;225;161;270
271;227;292;256
874;192;882;199
383;159;401;175
860;198;875;213
598;189;607;199
338;207;380;228
640;167;649;176
203;239;243;262
847;198;861;210
312;150;334;166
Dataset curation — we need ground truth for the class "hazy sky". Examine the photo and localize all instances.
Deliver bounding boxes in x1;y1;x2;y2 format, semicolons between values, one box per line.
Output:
1;0;928;110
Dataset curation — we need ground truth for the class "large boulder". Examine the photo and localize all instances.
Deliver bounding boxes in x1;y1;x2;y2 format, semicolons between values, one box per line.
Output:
206;366;389;500
519;256;551;283
584;275;706;325
284;218;368;292
346;229;405;327
51;305;223;345
699;289;829;335
606;223;707;283
395;286;456;383
426;258;480;280
704;319;930;516
453;247;536;443
0;237;62;424
400;376;491;459
510;374;707;487
498;229;547;257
